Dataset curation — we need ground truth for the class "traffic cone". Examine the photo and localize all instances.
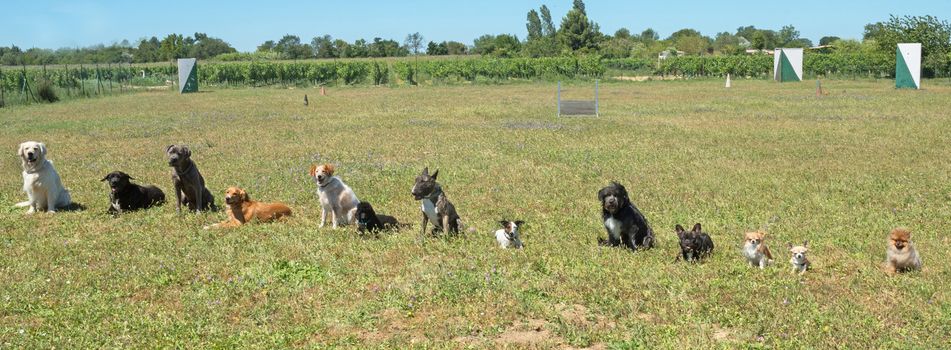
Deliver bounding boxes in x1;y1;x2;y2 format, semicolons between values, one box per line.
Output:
725;74;732;88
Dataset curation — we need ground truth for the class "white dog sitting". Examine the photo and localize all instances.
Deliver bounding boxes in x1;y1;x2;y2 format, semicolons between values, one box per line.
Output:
16;141;71;213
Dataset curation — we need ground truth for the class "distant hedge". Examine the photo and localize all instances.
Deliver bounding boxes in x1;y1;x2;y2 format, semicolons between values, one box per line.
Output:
0;53;901;93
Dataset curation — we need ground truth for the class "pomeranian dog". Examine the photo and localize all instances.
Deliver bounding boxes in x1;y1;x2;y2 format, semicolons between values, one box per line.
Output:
743;231;773;269
885;227;922;275
787;241;810;275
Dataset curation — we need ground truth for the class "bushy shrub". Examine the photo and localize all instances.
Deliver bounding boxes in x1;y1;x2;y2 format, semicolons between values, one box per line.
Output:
35;78;59;103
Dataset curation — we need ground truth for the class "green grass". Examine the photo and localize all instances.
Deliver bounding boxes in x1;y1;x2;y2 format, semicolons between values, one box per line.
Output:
1;79;950;348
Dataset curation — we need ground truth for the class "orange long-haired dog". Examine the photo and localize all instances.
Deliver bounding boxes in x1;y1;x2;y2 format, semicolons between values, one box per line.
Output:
204;187;292;229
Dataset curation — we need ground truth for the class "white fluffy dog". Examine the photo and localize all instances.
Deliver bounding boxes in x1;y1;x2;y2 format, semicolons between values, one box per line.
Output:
16;141;71;213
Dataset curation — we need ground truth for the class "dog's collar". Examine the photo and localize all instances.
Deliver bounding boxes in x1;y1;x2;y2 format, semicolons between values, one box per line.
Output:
318;177;335;188
173;160;195;174
22;160;44;174
421;185;443;202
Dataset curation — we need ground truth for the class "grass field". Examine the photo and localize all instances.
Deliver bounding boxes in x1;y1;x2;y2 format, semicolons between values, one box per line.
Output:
1;79;950;348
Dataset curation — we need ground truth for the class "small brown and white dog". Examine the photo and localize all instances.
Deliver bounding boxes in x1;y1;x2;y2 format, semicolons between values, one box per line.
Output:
495;220;524;249
787;241;810;274
743;231;773;269
885;227;922;275
16;141;71;214
204;187;292;229
310;163;360;229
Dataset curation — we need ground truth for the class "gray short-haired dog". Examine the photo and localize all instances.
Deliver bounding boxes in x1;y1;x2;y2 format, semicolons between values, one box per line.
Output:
165;144;216;213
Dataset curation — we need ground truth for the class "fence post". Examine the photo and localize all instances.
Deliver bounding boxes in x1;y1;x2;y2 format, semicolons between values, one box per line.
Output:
595;79;599;117
65;64;71;97
80;64;86;97
21;65;37;103
95;64;102;95
108;63;113;93
0;68;4;107
557;81;561;117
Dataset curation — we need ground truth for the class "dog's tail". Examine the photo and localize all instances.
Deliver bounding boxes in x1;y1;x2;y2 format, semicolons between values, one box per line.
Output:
458;218;477;234
14;201;31;208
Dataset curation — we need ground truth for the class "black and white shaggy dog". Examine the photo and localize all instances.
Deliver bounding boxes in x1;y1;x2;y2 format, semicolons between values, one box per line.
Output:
597;182;654;251
101;171;166;214
354;201;400;234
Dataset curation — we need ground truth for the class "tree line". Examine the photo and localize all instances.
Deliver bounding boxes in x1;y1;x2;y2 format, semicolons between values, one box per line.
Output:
0;32;235;65
1;1;948;76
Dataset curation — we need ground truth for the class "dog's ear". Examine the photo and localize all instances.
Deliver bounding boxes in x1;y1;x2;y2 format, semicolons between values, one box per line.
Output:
17;143;26;158
787;242;793;250
117;171;133;180
675;224;685;233
38;143;47;157
165;144;175;154
803;240;809;248
180;146;191;158
100;174;110;181
421;167;429;176
309;164;317;177
431;169;438;179
238;188;249;201
323;163;335;176
692;223;702;232
515;220;524;227
499;220;508;227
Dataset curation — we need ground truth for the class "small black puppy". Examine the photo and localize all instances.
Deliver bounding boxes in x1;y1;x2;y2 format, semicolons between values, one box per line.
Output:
101;171;165;214
675;223;714;262
355;202;400;234
598;182;654;251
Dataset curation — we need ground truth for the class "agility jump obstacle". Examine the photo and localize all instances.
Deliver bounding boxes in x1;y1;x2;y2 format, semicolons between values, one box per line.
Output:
896;43;921;89
773;48;803;82
178;58;198;93
557;80;599;117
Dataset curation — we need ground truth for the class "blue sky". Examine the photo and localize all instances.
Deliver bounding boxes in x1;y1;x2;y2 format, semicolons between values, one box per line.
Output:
4;1;950;51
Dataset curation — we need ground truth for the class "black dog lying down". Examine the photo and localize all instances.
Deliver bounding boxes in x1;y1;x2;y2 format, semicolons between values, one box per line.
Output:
101;171;165;214
355;202;402;234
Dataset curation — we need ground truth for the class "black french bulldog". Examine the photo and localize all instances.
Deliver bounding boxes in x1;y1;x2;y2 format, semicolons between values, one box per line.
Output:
675;223;714;262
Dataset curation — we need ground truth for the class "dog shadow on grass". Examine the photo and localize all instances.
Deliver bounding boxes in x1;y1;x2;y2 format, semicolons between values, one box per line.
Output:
61;202;87;212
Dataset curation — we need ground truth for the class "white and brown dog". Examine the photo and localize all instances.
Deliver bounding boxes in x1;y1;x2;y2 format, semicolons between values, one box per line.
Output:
16;141;71;213
310;163;360;229
495;220;524;249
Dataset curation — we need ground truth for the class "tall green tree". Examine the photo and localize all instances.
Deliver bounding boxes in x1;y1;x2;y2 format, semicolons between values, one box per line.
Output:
526;10;543;40
311;35;336;58
572;0;586;15
557;0;602;52
819;36;840;46
405;32;424;55
640;28;658;42
540;5;556;37
864;15;951;77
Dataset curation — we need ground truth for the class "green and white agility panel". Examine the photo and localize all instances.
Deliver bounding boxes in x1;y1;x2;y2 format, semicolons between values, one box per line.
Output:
896;43;921;89
178;58;198;93
773;48;803;82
